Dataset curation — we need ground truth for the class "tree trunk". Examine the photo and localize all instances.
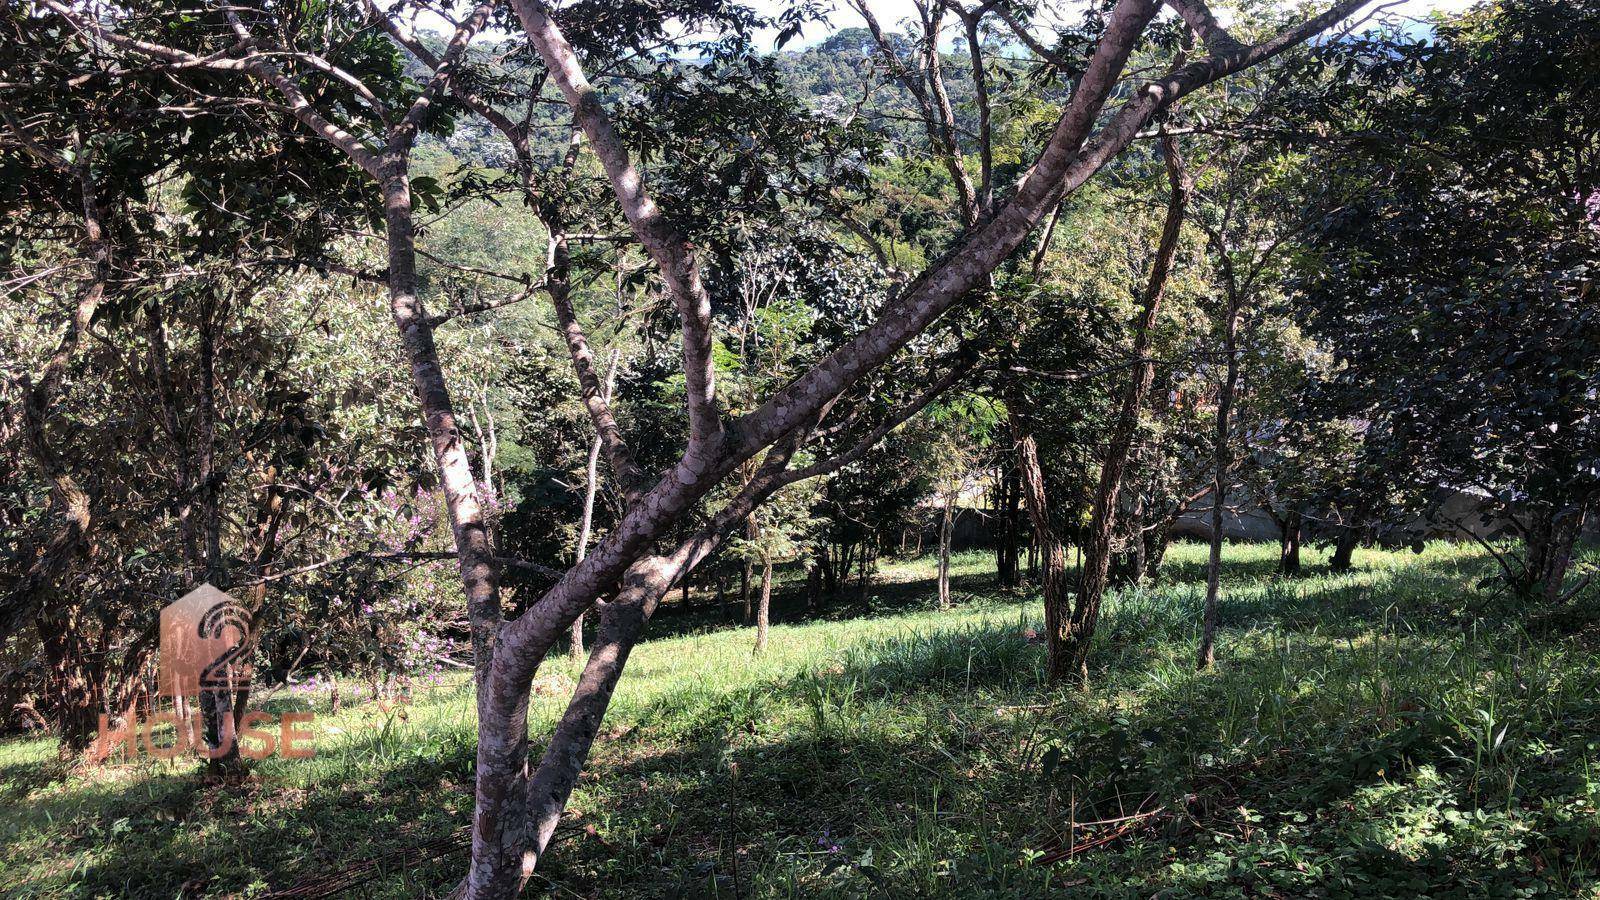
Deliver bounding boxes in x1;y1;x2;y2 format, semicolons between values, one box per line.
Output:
1110;486;1148;588
569;312;618;664
1277;509;1302;576
1529;502;1588;602
1198;267;1242;670
38;607;101;755
995;463;1021;587
820;543;838;595
754;554;772;653
838;542;855;594
1143;516;1172;581
380;165;503;692
1331;524;1360;573
858;540;872;603
1008;411;1073;681
1065;133;1190;683
740;561;753;624
938;493;954;610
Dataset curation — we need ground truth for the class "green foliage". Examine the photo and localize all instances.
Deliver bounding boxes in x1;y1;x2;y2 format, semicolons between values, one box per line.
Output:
1288;0;1600;584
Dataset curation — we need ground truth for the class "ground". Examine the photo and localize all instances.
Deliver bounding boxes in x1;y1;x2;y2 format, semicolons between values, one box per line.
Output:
3;541;1600;898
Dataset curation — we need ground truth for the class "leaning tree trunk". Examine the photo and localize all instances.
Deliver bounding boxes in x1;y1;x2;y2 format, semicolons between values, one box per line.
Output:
380;166;503;697
1063;132;1190;683
1197;274;1242;671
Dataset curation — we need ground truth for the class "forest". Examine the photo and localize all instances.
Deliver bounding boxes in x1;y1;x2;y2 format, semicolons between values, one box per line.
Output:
0;0;1597;896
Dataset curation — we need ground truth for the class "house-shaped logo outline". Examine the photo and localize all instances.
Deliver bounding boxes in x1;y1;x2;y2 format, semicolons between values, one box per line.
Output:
158;583;252;698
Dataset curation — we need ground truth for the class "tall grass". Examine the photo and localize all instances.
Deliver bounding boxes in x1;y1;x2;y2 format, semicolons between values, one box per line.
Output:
2;540;1598;898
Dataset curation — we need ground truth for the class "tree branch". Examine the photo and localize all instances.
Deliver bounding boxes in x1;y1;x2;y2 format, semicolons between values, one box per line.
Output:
509;0;725;456
1163;0;1242;52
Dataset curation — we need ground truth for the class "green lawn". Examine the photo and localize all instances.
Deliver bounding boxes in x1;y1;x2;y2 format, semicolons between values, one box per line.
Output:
4;541;1600;898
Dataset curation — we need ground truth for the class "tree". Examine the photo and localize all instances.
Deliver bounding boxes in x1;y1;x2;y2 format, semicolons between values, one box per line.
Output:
0;5;400;755
1188;128;1333;666
1291;0;1600;601
32;0;1373;892
1058;129;1192;683
918;392;1002;609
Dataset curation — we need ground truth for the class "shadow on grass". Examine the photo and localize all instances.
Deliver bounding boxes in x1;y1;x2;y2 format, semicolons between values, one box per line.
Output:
638;564;1009;643
6;544;1573;898
560;587;1600;897
0;714;480;898
642;542;1507;650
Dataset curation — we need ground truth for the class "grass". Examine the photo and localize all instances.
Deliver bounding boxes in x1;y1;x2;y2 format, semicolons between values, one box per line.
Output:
3;541;1600;897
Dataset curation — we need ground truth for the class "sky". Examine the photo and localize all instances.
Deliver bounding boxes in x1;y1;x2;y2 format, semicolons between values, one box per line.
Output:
740;0;1482;49
417;0;1483;48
